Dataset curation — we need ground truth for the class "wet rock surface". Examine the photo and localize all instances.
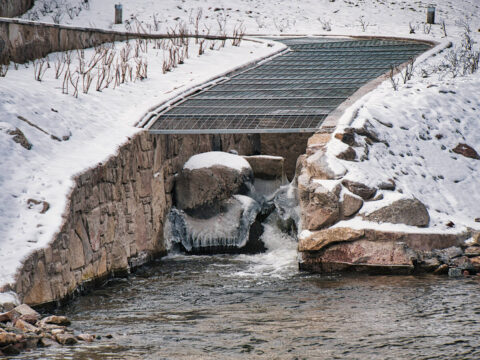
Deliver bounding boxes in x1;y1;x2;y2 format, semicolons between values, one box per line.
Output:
0;304;94;357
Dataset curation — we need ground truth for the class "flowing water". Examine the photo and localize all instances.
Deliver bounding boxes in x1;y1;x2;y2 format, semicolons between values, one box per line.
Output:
20;225;480;359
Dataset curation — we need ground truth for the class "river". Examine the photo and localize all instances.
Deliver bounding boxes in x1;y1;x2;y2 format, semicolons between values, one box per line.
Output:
20;224;480;359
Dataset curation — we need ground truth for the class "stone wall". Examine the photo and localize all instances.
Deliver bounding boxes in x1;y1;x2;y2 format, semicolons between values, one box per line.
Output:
12;131;308;306
0;18;135;64
0;0;33;18
13;131;262;306
0;18;238;65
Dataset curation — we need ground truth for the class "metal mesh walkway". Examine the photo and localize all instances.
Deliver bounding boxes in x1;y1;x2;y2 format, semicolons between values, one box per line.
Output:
148;37;431;134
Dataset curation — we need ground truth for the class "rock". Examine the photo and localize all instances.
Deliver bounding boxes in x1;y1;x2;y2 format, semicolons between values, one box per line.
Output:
0;343;20;355
298;177;340;230
0;332;16;346
242;155;285;180
6;128;32;150
419;256;441;272
378;180;396;191
433;246;463;263
26;199;50;214
51;328;65;336
470;256;480;271
300;239;416;274
38;337;57;347
365;198;430;227
304;150;347;180
371;193;384;201
298;228;365;252
55;333;77;346
13;304;40;324
336;146;357;161
465;246;480;257
243;155;287;197
434;263;449;274
450;256;475;271
354;120;381;143
167;195;265;254
334;129;356;146
273;183;300;234
452;143;480;160
341;179;377;200
341;193;363;218
40;315;71;326
77;333;95;342
14;319;39;333
0;309;20;323
448;267;463;277
174;152;254;214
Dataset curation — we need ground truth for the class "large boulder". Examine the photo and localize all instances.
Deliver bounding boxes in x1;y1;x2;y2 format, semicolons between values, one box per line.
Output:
298;175;341;231
298;227;466;274
174;152;254;214
365;198;430;227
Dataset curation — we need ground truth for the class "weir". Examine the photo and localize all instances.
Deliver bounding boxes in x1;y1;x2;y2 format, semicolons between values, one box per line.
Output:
147;37;431;134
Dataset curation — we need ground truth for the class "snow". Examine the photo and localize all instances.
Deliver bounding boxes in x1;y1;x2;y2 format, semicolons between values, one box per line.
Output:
0;35;282;291
183;151;252;172
1;0;480;295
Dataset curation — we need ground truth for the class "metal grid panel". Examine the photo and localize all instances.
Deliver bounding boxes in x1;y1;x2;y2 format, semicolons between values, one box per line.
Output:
149;38;431;134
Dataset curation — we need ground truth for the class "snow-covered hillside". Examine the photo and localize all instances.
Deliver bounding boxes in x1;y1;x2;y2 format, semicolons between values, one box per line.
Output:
1;0;479;295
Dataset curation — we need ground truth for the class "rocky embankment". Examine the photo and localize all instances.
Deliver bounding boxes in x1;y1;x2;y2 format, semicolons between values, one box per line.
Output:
0;303;94;356
296;122;479;274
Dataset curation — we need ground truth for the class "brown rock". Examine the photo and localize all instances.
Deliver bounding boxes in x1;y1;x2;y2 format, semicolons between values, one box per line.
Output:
38;337;57;347
434;264;449;274
334;129;356;146
378;180;396;191
0;309;20;323
470;256;480;271
7;128;32;150
452;143;480;160
342;179;377;200
336;147;357;161
55;333;77;346
26;199;50;214
242;155;286;180
305;150;347;180
365;198;430;227
0;332;16;346
40;315;71;326
298;177;341;230
298;228;365;252
77;333;95;342
174;160;253;213
14;319;39;333
300;240;416;274
465;246;480;257
341;193;363;218
14;304;40;324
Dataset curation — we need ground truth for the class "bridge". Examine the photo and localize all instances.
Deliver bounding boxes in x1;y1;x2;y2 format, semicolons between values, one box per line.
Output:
148;37;431;134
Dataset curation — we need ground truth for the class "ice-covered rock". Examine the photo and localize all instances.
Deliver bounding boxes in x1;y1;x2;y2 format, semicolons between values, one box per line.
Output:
174;151;254;214
166;195;265;254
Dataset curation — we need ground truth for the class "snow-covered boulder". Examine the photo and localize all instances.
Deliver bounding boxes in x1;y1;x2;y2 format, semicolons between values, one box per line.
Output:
364;198;430;227
174;151;254;214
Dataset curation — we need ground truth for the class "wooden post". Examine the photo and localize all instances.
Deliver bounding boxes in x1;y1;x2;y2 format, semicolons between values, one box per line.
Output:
115;4;122;25
426;6;435;24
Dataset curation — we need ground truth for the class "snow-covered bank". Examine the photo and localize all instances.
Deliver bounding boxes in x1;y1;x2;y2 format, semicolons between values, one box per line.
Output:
0;37;284;289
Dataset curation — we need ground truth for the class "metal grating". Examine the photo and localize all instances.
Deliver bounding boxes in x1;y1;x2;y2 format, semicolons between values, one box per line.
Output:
149;38;431;134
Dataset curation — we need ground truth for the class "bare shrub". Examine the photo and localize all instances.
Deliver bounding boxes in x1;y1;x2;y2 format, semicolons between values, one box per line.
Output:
33;58;49;81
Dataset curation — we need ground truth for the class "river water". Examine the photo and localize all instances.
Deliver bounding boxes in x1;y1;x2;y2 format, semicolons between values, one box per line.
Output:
20;224;480;359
